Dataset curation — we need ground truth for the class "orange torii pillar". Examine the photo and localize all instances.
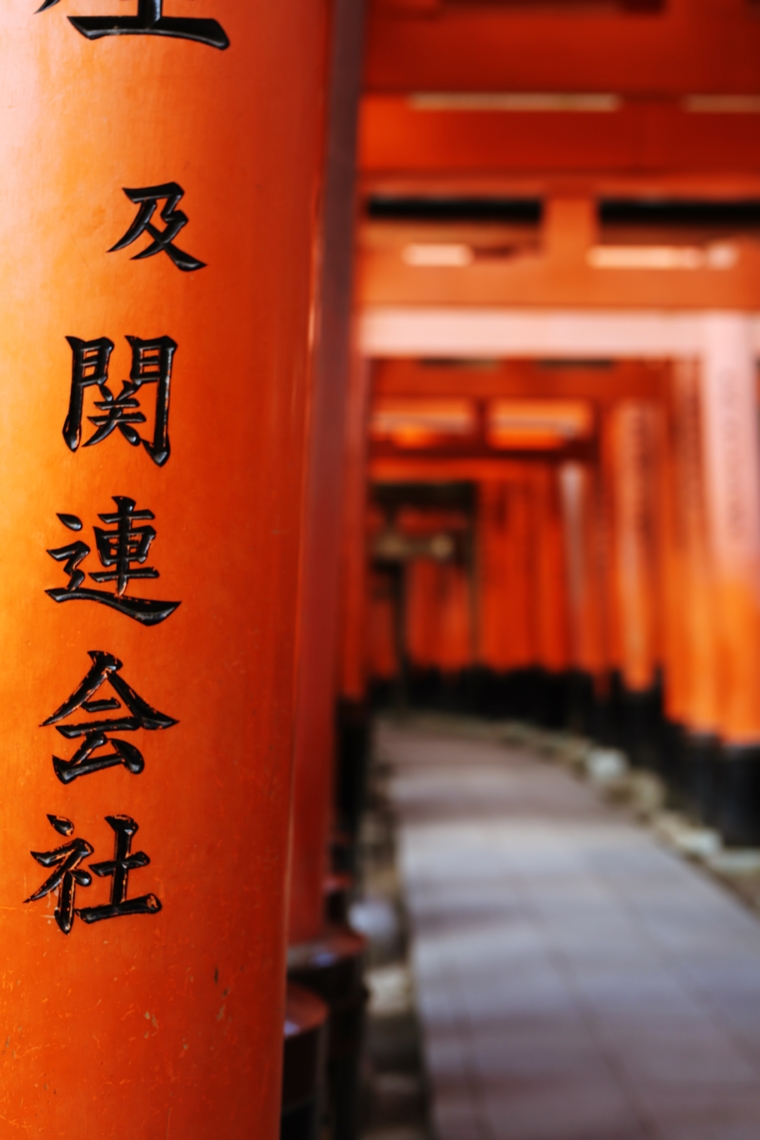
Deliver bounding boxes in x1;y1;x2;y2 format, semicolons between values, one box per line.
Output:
286;1;367;1136
604;402;664;766
506;469;539;717
660;360;720;819
559;462;606;734
475;472;536;717
531;464;571;727
476;481;517;714
699;314;760;844
0;4;328;1139
406;553;472;683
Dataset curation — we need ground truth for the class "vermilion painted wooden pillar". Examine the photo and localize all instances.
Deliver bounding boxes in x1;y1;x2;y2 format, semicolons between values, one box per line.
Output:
609;403;663;694
404;508;471;677
604;402;664;764
675;361;718;736
0;4;327;1137
533;466;570;671
507;469;537;672
699;314;760;842
559;462;606;730
661;360;720;816
477;481;513;673
434;559;472;674
406;557;439;670
660;385;688;736
285;5;367;1136
367;567;400;682
288;0;366;949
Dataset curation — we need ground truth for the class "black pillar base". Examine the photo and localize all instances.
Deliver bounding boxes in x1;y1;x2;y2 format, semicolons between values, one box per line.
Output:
288;926;367;1140
566;670;597;736
281;982;329;1140
596;670;625;749
682;732;721;827
658;720;687;810
717;744;760;847
324;871;352;925
621;685;663;770
335;698;370;844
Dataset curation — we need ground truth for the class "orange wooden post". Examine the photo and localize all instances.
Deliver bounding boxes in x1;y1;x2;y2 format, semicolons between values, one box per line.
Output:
659;382;690;739
434;559;472;675
402;506;472;680
285;5;368;1137
406;556;441;671
605;402;664;765
532;464;570;726
288;0;366;947
660;360;720;816
367;566;401;683
559;461;606;733
0;4;327;1136
476;481;513;674
699;314;760;843
507;468;538;678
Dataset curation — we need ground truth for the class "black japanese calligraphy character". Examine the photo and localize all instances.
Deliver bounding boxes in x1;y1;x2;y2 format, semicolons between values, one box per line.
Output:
46;498;180;625
110;183;205;272
77;816;162;924
37;0;229;50
42;649;177;784
25;816;93;934
64;335;176;466
62;336;114;451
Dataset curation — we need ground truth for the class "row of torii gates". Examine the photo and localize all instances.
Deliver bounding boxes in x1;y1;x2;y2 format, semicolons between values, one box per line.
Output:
363;323;760;847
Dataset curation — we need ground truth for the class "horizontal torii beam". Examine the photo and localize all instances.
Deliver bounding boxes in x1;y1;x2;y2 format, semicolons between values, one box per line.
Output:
361;307;760;359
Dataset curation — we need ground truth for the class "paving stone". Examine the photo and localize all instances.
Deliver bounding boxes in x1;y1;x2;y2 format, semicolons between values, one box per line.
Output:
381;719;760;1140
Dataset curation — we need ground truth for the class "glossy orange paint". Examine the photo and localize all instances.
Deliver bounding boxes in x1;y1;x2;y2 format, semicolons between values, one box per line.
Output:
398;507;472;672
476;471;545;673
605;403;664;692
476;482;514;672
699;315;760;743
368;568;400;682
662;361;719;733
559;463;606;681
532;466;570;677
0;2;327;1136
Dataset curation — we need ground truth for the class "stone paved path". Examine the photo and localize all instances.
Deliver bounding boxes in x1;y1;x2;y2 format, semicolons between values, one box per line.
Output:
380;720;760;1140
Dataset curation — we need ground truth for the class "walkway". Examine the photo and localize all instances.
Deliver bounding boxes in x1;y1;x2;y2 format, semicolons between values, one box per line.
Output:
379;719;760;1140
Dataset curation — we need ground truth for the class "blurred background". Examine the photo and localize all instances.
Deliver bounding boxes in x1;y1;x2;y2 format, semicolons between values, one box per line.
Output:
287;4;760;1140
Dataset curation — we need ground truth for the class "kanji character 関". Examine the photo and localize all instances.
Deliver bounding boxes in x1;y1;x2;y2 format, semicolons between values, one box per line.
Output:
25;815;93;934
110;183;205;272
46;497;180;625
42;649;177;784
36;0;229;50
63;335;176;466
